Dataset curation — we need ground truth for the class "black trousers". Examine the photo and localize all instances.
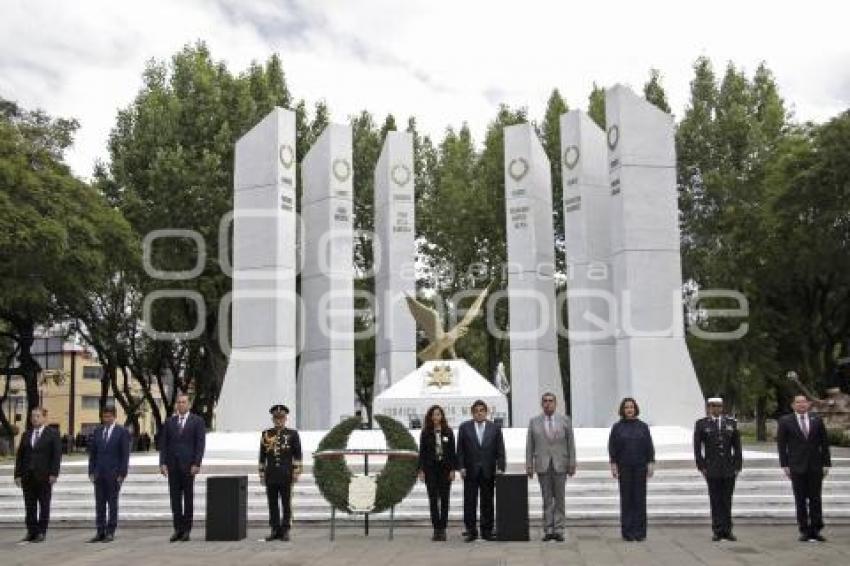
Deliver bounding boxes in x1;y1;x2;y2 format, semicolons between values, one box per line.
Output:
617;465;647;539
706;475;736;536
22;473;52;535
266;480;293;532
424;467;451;531
791;470;824;536
463;469;494;536
167;470;195;534
94;474;121;535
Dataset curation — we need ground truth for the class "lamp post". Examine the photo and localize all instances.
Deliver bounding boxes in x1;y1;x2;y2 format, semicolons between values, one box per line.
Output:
67;322;77;438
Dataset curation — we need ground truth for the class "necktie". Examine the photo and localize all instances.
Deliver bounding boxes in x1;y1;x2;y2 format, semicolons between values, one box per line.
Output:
103;427;109;442
32;429;40;448
800;415;809;438
179;416;186;433
545;416;554;439
476;422;484;444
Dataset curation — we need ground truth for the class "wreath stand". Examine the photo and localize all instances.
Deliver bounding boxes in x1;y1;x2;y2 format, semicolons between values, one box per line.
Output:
314;448;418;541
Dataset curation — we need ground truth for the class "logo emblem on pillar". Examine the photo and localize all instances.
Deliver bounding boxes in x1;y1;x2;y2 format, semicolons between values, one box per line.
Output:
563;145;580;170
607;125;620;150
508;157;529;181
332;158;351;182
279;144;295;169
391;164;411;187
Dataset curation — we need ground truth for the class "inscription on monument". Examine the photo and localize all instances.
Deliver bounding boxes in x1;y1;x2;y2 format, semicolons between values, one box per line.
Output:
280;194;293;211
509;205;529;229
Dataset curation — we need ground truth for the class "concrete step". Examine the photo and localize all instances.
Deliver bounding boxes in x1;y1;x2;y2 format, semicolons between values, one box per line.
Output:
3;459;849;524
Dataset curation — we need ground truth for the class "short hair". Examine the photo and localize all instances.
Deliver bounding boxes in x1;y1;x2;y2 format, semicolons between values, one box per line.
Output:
618;397;640;418
471;399;488;412
541;392;557;402
101;405;116;415
792;393;810;402
32;407;47;416
175;392;190;401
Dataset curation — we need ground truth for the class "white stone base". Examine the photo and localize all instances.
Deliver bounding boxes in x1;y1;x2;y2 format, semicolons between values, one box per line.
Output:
372;360;509;428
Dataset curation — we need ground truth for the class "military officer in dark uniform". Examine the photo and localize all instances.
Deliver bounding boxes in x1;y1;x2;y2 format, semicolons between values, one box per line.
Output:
259;404;302;541
693;397;742;541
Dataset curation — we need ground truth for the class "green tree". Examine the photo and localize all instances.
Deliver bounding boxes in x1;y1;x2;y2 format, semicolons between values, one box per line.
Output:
677;58;794;432
103;42;296;424
538;89;569;262
587;83;606;129
0;98;132;428
643;68;671;114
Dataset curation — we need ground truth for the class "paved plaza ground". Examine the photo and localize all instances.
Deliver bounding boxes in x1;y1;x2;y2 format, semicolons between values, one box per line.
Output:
3;524;850;565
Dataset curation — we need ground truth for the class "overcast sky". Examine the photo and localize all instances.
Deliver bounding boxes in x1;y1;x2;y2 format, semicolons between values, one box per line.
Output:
1;0;848;178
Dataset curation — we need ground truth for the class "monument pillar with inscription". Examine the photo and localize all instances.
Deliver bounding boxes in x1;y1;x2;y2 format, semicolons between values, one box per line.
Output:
216;108;298;432
504;123;565;427
373;132;417;396
298;124;356;430
605;85;703;426
560;110;619;427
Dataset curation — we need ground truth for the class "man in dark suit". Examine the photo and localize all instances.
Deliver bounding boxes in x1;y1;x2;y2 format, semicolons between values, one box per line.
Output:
159;393;206;542
87;405;131;542
694;397;742;542
456;399;506;542
14;407;62;543
777;393;831;542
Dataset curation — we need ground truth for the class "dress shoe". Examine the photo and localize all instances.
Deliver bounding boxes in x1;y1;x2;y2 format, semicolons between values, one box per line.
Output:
482;533;497;541
102;534;114;543
169;532;182;542
712;534;722;542
31;533;45;543
264;531;280;542
798;534;810;542
88;533;105;543
635;536;645;542
724;534;737;542
552;533;565;542
20;532;35;543
436;531;447;541
813;534;826;542
623;536;634;542
464;533;478;543
542;533;553;542
179;532;191;542
279;530;290;542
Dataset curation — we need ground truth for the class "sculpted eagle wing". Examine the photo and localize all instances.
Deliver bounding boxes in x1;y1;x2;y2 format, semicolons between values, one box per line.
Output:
405;294;443;342
456;283;491;330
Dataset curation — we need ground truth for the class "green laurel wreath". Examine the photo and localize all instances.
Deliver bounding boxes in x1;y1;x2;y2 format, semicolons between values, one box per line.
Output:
313;415;418;514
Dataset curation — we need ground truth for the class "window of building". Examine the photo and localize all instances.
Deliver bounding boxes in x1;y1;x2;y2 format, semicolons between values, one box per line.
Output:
83;366;102;380
82;396;115;410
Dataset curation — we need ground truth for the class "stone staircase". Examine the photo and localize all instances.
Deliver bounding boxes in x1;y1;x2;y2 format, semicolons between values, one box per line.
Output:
2;454;849;526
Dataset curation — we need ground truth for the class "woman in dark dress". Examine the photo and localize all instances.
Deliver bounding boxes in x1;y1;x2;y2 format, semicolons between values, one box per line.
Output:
418;405;458;541
608;397;655;541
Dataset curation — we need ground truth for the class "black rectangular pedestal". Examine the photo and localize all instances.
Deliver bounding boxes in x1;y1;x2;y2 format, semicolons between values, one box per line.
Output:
496;474;529;541
206;475;247;541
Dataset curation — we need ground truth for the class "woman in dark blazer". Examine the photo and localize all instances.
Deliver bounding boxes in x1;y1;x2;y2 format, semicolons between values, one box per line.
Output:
418;405;458;541
608;397;655;542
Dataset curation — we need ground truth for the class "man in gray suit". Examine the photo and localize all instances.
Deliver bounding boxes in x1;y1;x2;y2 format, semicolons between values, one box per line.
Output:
526;392;576;542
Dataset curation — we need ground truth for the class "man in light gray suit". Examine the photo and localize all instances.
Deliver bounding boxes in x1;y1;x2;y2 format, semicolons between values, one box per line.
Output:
526;392;576;542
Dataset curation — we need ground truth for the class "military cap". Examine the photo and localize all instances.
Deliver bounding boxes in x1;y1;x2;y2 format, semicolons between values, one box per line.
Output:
269;404;290;415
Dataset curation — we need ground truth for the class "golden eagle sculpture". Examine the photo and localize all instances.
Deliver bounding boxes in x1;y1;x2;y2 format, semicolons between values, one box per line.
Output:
405;283;491;362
